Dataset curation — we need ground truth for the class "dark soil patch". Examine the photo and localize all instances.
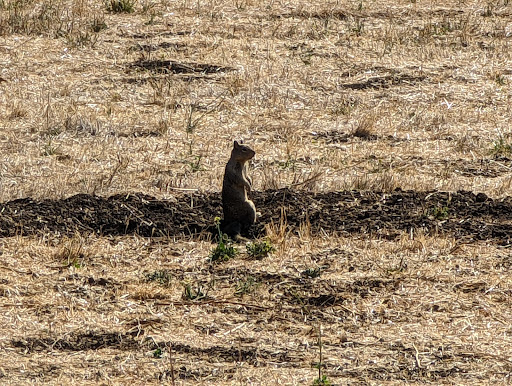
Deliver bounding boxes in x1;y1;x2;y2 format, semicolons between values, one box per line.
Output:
0;192;219;238
158;366;236;382
454;158;512;178
129;59;233;75
12;331;138;353
148;341;297;367
278;277;401;310
0;189;511;244
274;9;348;20
340;74;427;90
312;129;400;143
255;189;512;245
130;42;187;52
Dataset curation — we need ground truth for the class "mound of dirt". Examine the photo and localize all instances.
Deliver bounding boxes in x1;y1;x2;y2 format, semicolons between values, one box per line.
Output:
0;189;510;244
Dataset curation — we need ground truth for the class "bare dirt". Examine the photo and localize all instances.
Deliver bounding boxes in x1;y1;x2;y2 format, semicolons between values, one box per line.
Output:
1;189;510;244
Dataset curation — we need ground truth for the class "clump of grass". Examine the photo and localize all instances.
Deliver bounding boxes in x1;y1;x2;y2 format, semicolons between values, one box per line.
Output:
90;16;108;33
182;282;208;301
41;139;61;156
54;234;88;268
106;0;136;13
234;276;258;297
0;0;104;45
144;270;173;286
430;205;449;220
246;240;275;259
352;114;377;140
329;95;357;117
302;267;322;279
209;217;238;263
64;30;99;48
491;136;512;157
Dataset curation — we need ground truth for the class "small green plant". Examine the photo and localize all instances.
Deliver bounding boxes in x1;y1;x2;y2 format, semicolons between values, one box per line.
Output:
491;136;512;157
493;73;507;86
209;217;238;263
313;375;331;386
41;139;60;156
144;270;173;286
312;324;331;385
187;155;204;173
246;240;275;259
54;234;87;268
277;157;297;170
234;276;258;296
153;347;162;358
106;0;136;13
302;267;322;279
430;205;449;220
185;104;204;133
182;282;208;301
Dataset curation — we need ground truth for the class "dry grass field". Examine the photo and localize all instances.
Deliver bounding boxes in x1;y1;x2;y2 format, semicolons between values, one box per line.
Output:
1;0;512;384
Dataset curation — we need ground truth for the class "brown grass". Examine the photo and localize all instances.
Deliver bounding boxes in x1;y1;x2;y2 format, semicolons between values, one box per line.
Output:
1;0;512;384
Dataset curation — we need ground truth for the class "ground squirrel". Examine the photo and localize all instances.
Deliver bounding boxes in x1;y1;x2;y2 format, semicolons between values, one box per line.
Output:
222;140;257;236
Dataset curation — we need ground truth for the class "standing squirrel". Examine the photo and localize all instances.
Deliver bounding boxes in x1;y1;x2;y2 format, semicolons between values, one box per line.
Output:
222;140;257;236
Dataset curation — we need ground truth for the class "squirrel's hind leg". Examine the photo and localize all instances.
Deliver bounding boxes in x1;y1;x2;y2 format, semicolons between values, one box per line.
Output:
221;221;242;238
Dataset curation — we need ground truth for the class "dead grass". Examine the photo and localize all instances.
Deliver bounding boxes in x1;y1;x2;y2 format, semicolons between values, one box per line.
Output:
1;0;512;384
1;233;512;384
1;0;512;199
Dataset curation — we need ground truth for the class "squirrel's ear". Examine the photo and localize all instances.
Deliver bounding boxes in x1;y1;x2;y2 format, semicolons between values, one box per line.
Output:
234;140;239;148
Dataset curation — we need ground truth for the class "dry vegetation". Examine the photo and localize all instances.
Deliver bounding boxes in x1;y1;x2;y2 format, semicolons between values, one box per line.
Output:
1;0;512;384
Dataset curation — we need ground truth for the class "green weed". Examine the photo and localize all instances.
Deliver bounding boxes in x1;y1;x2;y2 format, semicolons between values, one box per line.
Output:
491;136;512;157
302;267;322;279
182;282;208;301
430;205;449;220
187;155;204;173
54;234;87;268
209;217;238;263
246;240;275;259
144;270;173;286
41;139;60;156
313;375;331;386
312;324;331;385
235;276;258;296
106;0;136;13
153;347;162;358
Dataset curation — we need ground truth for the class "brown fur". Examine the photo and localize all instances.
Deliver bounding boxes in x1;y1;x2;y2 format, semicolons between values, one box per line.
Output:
222;140;256;230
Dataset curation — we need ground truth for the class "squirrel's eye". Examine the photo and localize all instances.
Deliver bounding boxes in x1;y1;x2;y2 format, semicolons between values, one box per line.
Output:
242;149;246;152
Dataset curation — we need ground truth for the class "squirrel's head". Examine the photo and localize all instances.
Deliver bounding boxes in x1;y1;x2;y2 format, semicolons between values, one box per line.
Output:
231;140;255;162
